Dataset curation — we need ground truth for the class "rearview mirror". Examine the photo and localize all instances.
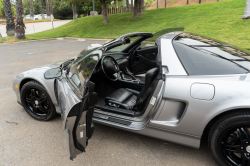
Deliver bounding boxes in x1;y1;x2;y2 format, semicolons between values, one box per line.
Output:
44;67;62;79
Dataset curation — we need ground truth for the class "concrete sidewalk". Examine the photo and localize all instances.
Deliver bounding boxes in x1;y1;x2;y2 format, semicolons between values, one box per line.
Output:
0;20;71;37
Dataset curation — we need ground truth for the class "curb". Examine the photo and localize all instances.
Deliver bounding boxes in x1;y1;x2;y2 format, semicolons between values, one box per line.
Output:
0;37;112;45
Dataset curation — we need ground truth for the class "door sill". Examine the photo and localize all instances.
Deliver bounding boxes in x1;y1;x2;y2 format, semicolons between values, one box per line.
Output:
95;105;136;117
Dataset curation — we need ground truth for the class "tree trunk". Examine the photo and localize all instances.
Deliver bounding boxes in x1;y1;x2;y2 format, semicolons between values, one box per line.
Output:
46;0;51;19
130;0;134;12
133;0;142;17
50;0;53;18
38;0;45;19
243;0;250;19
72;4;77;20
126;0;129;12
3;0;15;36
100;0;109;23
0;33;2;38
141;0;144;10
15;0;26;40
30;0;34;20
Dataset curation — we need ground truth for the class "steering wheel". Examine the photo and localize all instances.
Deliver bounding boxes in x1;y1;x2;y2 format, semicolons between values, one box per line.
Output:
101;56;120;81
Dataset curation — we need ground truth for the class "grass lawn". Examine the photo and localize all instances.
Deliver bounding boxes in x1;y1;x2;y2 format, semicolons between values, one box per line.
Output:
1;0;249;50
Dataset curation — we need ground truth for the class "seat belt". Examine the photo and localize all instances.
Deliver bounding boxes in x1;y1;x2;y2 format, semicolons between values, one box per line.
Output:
135;79;158;107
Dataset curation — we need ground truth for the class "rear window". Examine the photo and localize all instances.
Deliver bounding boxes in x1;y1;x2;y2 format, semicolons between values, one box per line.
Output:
173;33;250;75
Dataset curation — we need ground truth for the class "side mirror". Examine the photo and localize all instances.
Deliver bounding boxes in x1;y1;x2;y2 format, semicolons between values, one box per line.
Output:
123;38;130;44
44;67;62;79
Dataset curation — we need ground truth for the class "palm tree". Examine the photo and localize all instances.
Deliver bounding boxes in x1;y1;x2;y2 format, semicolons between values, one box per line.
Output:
30;0;34;20
243;0;250;19
46;0;51;19
3;0;15;36
38;0;45;19
15;0;26;40
126;0;129;12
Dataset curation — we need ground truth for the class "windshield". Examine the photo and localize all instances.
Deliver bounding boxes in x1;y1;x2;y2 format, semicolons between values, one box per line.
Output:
67;45;102;96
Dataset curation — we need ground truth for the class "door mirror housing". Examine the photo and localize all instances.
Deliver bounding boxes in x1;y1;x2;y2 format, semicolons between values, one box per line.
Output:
123;38;130;44
44;67;62;79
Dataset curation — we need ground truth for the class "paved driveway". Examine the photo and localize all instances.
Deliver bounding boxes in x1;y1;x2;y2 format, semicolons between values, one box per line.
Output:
0;39;217;166
0;20;71;37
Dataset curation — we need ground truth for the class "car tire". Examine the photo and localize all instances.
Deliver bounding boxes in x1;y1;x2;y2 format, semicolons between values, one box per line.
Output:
21;81;56;121
208;111;250;166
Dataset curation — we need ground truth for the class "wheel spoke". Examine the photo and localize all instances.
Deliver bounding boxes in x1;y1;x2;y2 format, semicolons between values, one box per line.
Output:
30;89;36;98
243;128;250;142
39;96;47;103
33;107;37;113
26;98;32;103
38;106;48;114
222;142;241;153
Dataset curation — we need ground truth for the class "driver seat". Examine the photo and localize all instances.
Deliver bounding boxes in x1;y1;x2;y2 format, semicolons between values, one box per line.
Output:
105;68;159;110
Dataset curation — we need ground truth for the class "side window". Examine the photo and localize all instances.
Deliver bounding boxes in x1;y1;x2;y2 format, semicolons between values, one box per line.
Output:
173;42;248;75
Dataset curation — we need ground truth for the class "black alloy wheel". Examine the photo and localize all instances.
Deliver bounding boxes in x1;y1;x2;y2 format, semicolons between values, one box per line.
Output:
21;81;56;121
209;111;250;166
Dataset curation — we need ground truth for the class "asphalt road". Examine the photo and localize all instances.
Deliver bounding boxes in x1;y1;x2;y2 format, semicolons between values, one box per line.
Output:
0;39;218;166
0;20;71;37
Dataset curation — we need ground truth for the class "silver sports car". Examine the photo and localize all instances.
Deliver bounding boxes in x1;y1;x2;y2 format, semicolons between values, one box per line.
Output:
13;30;250;166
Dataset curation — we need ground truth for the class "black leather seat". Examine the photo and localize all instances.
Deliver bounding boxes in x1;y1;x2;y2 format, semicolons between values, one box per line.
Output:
105;68;159;110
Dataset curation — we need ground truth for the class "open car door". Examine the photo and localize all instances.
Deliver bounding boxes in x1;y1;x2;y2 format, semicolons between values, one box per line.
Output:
57;79;98;160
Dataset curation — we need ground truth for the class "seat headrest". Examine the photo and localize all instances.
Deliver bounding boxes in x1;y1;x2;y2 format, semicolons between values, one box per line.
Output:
144;68;159;88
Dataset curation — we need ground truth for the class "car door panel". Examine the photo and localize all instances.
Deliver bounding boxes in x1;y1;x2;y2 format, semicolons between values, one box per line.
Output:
129;46;158;74
57;78;96;160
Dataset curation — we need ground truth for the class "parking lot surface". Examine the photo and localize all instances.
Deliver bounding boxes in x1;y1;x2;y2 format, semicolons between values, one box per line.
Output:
0;39;217;166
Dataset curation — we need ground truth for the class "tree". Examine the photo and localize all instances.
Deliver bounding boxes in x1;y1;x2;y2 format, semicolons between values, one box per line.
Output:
141;0;144;10
100;0;109;22
46;0;50;19
72;4;77;19
50;0;53;17
38;0;45;19
30;0;34;20
126;0;129;12
3;0;15;36
133;0;142;17
15;0;26;40
130;0;133;12
243;0;250;19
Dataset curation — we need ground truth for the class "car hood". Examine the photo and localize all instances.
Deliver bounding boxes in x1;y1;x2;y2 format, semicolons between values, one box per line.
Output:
23;58;75;74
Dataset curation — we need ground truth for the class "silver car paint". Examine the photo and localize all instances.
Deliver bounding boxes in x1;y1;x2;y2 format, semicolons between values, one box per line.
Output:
12;32;250;150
